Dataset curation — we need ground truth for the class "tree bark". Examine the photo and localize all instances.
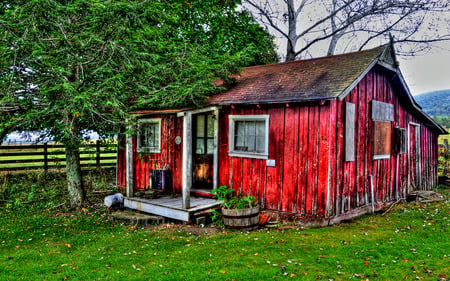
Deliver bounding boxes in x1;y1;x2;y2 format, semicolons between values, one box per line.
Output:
285;0;297;62
65;144;85;209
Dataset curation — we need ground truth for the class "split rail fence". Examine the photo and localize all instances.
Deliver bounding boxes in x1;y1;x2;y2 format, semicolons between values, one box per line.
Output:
0;141;117;172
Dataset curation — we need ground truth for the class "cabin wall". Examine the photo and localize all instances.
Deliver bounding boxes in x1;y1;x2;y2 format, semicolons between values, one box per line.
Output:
334;68;439;216
217;102;337;217
217;68;440;219
117;114;184;193
115;71;439;222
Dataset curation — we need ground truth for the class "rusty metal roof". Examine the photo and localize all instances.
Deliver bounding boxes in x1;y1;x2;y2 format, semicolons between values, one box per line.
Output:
207;46;385;105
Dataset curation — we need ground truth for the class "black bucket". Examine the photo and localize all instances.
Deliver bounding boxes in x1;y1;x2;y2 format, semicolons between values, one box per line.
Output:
151;169;172;193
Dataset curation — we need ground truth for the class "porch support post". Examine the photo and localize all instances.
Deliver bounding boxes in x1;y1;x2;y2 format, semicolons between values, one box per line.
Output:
213;108;219;189
125;121;134;198
182;112;192;209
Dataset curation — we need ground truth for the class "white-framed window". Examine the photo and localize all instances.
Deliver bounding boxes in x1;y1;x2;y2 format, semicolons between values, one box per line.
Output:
228;115;269;159
137;118;161;153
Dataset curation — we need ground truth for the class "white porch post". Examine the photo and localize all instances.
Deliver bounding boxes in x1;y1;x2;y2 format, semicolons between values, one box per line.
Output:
182;112;192;209
213;108;219;189
125;123;134;198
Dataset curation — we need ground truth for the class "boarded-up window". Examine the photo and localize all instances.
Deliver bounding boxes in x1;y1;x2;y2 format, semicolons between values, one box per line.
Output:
373;121;392;159
371;100;394;121
345;102;356;162
371;100;394;160
393;127;407;155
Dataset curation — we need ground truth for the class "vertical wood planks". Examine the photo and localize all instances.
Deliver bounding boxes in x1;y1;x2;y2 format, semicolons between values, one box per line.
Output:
282;106;299;213
265;107;285;210
117;67;440;220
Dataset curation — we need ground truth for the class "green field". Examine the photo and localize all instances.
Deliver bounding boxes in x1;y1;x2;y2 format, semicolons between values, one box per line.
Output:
0;173;449;280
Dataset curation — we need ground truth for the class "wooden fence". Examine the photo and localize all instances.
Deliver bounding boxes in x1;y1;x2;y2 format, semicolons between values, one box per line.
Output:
439;139;449;178
0;141;117;172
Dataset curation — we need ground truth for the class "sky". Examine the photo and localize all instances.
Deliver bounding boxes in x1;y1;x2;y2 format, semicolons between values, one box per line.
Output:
399;40;450;96
242;1;450;97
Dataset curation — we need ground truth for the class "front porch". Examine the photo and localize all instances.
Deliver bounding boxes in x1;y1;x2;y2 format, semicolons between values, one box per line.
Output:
124;195;221;222
122;106;222;222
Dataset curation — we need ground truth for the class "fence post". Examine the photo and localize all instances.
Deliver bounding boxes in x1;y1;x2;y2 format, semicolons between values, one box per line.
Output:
43;143;48;172
96;140;101;169
444;139;449;177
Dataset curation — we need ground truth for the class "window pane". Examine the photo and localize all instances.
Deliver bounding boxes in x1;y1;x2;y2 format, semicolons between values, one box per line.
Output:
140;132;147;147
246;121;255;136
196;138;205;154
207;139;214;155
153;124;160;148
255;121;265;137
207;115;214;137
196;115;205;137
246;135;255;152
235;135;246;151
236;121;245;137
255;136;265;153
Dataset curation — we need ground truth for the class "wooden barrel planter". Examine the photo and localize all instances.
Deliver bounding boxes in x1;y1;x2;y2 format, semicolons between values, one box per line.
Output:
222;206;260;230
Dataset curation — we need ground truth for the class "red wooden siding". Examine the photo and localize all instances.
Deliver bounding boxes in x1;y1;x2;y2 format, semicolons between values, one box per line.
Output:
117;114;183;193
217;68;440;218
117;68;440;221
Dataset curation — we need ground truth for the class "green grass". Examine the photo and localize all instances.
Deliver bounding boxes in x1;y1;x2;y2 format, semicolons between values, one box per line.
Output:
0;174;449;280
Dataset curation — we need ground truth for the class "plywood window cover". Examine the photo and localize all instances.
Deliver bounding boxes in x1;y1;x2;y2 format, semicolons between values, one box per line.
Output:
371;100;394;160
373;121;392;160
228;115;270;159
345;102;356;162
137;118;162;153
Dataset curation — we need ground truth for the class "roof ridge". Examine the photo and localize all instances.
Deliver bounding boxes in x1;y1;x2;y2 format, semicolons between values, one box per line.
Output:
243;45;386;70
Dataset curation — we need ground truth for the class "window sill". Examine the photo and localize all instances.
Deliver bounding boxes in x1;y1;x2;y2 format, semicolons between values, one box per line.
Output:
228;152;268;160
373;154;390;160
138;148;161;154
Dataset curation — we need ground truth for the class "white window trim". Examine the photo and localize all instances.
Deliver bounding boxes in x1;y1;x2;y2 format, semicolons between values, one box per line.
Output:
228;114;270;159
137;118;162;153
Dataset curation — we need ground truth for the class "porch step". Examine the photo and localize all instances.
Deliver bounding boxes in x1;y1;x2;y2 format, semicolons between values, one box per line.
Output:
124;196;222;222
110;210;165;226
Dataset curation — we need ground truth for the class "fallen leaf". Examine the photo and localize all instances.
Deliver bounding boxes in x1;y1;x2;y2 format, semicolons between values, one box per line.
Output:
219;270;226;274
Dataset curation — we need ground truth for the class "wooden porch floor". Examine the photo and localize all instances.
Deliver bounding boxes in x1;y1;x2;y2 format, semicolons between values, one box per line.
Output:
124;196;221;222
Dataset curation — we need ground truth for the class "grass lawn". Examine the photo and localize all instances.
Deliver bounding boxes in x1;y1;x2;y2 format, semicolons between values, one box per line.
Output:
0;175;449;280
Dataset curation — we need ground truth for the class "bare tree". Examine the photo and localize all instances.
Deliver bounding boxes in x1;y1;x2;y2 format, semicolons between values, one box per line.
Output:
243;0;450;61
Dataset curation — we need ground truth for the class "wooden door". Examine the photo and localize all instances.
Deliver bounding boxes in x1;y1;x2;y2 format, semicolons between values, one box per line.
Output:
408;124;420;192
192;113;214;189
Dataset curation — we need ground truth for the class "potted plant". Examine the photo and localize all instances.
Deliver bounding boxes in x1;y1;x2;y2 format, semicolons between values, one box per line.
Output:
211;185;260;230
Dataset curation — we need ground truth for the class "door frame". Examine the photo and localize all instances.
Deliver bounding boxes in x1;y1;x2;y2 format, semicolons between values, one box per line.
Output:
407;122;421;192
178;106;220;208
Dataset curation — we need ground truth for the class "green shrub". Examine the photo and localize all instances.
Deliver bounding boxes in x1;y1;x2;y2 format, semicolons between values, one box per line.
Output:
211;185;258;209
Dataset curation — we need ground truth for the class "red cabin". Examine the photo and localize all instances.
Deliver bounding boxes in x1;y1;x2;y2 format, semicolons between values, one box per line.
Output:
117;44;446;224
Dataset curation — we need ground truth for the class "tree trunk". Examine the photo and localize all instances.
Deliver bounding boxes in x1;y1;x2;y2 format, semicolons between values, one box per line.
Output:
65;144;85;209
285;0;297;62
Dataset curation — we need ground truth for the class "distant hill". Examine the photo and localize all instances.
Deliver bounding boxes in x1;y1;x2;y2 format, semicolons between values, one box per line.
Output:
414;89;450;128
415;89;450;117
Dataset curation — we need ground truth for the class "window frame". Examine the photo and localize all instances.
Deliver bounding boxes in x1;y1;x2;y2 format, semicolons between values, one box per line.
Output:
372;121;392;160
137;118;162;154
393;127;407;155
228;114;270;159
371;100;394;160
